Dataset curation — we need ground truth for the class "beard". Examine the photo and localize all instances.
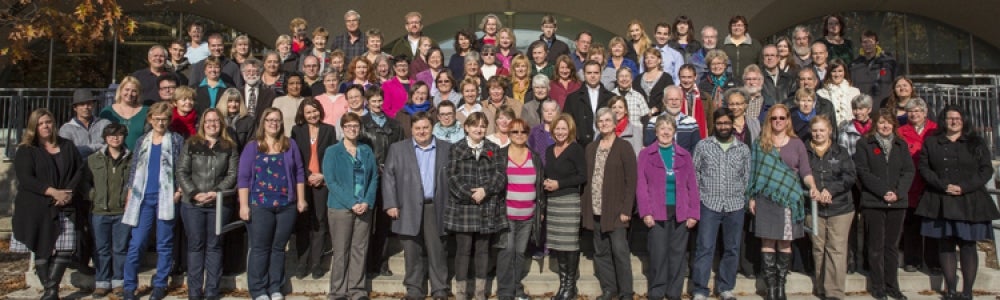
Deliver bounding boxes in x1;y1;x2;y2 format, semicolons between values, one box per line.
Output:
744;85;762;95
715;127;733;140
794;45;810;57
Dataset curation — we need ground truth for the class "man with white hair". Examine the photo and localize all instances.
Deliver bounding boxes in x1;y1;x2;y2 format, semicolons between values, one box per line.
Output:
132;46;170;103
332;10;366;63
792;26;813;67
642;85;701;151
690;26;720;80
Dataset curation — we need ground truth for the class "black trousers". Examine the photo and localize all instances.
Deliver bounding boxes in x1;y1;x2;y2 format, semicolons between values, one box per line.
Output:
295;185;329;268
591;216;633;298
902;207;939;269
367;190;393;273
862;207;906;295
646;220;690;300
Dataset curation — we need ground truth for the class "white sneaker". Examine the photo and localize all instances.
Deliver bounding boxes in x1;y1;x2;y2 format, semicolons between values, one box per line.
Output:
254;295;270;300
720;291;737;300
693;294;708;300
270;292;284;300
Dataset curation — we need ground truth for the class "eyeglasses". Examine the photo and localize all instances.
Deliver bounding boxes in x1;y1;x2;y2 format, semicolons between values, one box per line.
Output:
159;86;177;91
770;116;788;121
151;117;170;123
343;124;361;129
482;53;496;56
439;112;455;117
510;130;529;135
436;80;451;84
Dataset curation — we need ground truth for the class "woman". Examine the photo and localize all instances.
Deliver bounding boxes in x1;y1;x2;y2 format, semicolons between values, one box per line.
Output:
13;109;85;300
262;51;289;96
86;123;129;298
607;96;644;155
358;86;405;278
433;70;462;106
374;54;394;84
415;48;446;93
121;102;185;300
697;50;739;109
775;36;799;74
276;35;300;74
482;77;524;135
496;118;546;300
818;15;854;65
637;116;699;300
434;100;465;143
272;73;307;137
522;74;552;128
607;37;639;78
446;112;507;300
880;76;916;125
383;57;414;118
528;41;553;79
677;64;711;138
176;108;240;300
328;50;347;82
636;48;675;114
726;88;762;145
898;98;938;273
409;36;435;76
345;84;369;118
456;78;483;124
817;59;860;129
625;20;651;65
510;54;534;103
805;116;856;300
362;29;388;70
322;112;379;300
544;113;587;300
582;108;638;300
449;29;478;80
720;16;762;79
290;99;338;279
396;82;436;138
747;104;820;300
217;88;256;151
170;86;199;138
855;108;914;300
339;57;376;93
462;52;488;95
316;71;349;127
479;44;509;81
486;106;516;148
612;68;650;126
668;16;703;61
837;94;873;158
496;28;520;70
237;108;308;300
304;27;332;74
528;100;560;164
100;76;149;150
790;88;831;141
195;56;231;112
477;14;502;49
915;105;1000;300
232;35;253;65
549;55;581;108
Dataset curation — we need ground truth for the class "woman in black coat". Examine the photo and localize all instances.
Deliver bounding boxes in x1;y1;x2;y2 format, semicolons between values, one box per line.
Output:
915;105;1000;300
217;88;256;151
12;108;85;300
854;108;914;300
290;98;338;279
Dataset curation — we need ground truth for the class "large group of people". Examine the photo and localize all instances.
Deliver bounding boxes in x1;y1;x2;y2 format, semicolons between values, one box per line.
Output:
10;9;999;300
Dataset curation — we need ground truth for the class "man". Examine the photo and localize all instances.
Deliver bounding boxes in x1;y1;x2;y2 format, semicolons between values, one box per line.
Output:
60;89;111;158
792;26;813;68
690;26;719;79
539;14;570;63
131;46;170;104
643;85;701;151
850;30;898;106
571;31;593;69
564;60;614;145
184;21;209;64
383;112;452;300
691;107;752;300
651;23;685;85
239;57;277;119
785;68;837;127
387;12;429;59
741;64;776;121
155;73;180;105
810;41;830;82
301;55;325;97
332;10;366;63
166;40;191;86
189;33;242;88
760;45;796;102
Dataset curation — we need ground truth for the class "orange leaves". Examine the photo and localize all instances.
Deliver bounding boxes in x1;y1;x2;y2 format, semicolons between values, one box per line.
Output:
2;0;135;63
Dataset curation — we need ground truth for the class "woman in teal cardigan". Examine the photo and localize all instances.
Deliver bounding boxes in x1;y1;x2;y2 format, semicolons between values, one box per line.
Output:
322;112;379;300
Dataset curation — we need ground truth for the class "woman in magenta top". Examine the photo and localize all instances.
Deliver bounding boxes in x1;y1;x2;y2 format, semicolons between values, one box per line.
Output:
496;118;546;300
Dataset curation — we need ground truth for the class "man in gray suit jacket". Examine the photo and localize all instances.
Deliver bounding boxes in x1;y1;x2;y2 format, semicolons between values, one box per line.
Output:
382;112;452;300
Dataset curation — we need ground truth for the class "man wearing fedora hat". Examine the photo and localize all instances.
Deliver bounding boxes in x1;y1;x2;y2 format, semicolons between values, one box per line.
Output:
59;89;112;158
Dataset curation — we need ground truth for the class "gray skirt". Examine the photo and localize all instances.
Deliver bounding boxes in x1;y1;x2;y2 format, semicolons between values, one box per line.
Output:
546;194;582;251
754;195;804;240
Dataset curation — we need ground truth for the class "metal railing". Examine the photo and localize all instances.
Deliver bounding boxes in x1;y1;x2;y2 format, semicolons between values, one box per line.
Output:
912;74;1000;159
0;88;113;159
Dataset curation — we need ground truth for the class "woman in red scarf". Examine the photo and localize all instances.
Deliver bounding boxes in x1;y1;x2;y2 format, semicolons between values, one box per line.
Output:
170;86;199;138
608;96;642;155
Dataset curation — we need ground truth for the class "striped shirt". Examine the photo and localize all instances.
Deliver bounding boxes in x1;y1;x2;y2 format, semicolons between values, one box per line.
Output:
505;152;537;220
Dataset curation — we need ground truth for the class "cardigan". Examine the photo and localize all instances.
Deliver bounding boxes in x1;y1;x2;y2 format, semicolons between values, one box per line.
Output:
322;142;379;209
914;134;1000;222
854;135;914;209
12;138;85;256
581;138;638;232
237;140;306;205
636;143;699;223
498;147;549;247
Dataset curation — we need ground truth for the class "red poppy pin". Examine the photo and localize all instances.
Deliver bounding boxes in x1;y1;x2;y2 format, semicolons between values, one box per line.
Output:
874;148;882;155
487;150;494;158
879;68;886;77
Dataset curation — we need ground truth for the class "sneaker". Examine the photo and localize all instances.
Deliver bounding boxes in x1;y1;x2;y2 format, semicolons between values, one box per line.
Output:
693;294;708;300
270;292;285;300
254;295;271;300
720;291;737;300
903;264;918;272
92;288;110;298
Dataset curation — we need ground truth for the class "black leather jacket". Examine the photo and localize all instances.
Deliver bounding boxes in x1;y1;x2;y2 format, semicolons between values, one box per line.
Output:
176;139;240;206
360;113;405;167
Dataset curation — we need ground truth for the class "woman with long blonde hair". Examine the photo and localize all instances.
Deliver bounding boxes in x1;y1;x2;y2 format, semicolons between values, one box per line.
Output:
625;20;652;65
99;76;149;149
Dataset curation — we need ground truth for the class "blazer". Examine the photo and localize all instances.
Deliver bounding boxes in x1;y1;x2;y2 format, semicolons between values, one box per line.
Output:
581;138;638;232
322;142;379;210
854;135;914;209
636;143;700;223
497;146;549;247
239;83;278;123
564;84;614;145
290;123;338;179
914;134;1000;222
382;138;453;236
12;138;85;256
445;138;507;233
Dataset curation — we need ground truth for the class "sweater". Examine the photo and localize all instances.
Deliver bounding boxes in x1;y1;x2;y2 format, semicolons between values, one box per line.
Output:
322;142;379;209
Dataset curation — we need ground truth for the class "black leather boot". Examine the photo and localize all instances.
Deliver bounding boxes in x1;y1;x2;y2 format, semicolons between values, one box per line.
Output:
560;251;580;300
550;251;566;300
761;252;777;300
35;260;56;300
43;258;70;300
775;252;792;300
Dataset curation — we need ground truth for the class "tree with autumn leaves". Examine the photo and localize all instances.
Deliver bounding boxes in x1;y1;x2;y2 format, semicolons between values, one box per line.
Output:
1;0;137;63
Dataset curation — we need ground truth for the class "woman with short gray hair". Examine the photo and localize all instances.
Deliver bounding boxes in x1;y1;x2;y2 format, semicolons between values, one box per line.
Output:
896;96;940;274
521;74;551;127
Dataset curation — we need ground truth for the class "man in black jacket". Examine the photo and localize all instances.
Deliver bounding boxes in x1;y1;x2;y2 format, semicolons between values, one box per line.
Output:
539;14;570;64
850;30;898;108
564;60;613;145
760;45;796;101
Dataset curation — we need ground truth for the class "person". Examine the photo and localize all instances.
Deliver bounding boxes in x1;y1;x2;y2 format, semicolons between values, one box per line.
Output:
479;44;509;81
837;94;873;275
339;57;376;93
697;50;739;115
606;96;643;154
189;33;242;89
538;14;570;63
449;29;477;80
132;46;172;103
792;26;813;68
477;14;502;49
386;12;433;59
790;88;836;141
896;98;939;273
272;73;306;137
606;37;639;78
414;48;446;92
383;56;415;118
157;72;182;104
522;73;551;127
482;77;524;135
383;112;453;300
915;105;1000;300
668;16;703;62
817;15;854;64
689;26;719;79
550;55;581;108
321;112;378;300
509;54;534;103
13;109;85;300
315;71;349;128
571;31;592;70
690;108;751;300
527;99;560;162
462;52;488;96
747;104;820;300
217;88;256;151
810;42;831;82
642;85;701;151
881;76;918;125
578;44;617;89
456;78;483;124
497;28;521;70
721;88;763;279
741;65;773;122
345;84;369;117
611;68;649;127
544;113;587;300
850;31;898;103
85;123;130;298
582;108;637;300
529;41;555;79
237;107;308;300
331;10;366;63
774;37;800;74
786;68;837;126
100;76;149;150
300;27;332;74
855;108;914;300
486;106;516;148
651;22;685;83
289;17;312;55
804;115;857;300
433;100;465;143
397;82;436;138
640;115;701;300
495;118;546;300
121;102;185;300
721;16;762;79
231;35;253;65
635;48;675;114
623;20;650;64
288;99;338;279
375;54;395;84
241;57;278;118
276;35;301;74
677;64;712;138
170;86;199;138
364;32;390;76
434;70;462;106
184;21;209;64
194;56;233;113
60;89;112;158
564;60;614;145
176;108;239;300
760;44;797;102
447;112;506;300
262;51;290;96
167;40;193;85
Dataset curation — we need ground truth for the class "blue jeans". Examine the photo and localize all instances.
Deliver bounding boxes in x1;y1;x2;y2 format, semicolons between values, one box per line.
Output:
123;196;175;292
91;214;130;289
182;202;231;297
692;205;745;296
247;204;297;298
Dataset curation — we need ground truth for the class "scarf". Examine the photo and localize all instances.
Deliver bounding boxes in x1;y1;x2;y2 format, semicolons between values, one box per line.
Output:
746;142;805;222
403;102;431;115
858;45;884;58
170;107;198;137
615;117;629;137
681;87;708;138
810;140;831;158
875;133;894;161
371;112;387;127
710;74;728;98
796;108;817;122
853;119;872;135
123;132;177;226
513;80;530;103
433;123;464;142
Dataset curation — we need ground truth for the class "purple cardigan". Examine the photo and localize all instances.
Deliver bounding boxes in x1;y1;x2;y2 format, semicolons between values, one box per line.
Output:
237;140;306;205
636;143;700;222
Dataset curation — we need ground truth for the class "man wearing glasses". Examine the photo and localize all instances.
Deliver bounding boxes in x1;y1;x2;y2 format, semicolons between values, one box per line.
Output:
332;10;366;63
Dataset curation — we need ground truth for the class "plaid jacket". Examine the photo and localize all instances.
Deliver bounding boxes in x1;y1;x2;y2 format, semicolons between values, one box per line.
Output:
444;138;508;233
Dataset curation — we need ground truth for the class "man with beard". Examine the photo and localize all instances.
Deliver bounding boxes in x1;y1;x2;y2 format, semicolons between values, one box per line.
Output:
132;46;171;104
642;85;701;151
240;57;278;119
651;23;685;84
740;64;775;121
760;45;796;102
166;40;191;86
792;26;813;68
690;26;719;80
690;108;752;300
189;33;242;88
850;30;898;104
